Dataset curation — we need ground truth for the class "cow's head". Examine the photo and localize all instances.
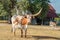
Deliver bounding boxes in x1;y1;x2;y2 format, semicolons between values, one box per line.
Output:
24;8;42;24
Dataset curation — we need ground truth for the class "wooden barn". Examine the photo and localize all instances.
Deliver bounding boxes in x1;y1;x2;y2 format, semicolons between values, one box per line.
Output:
42;4;58;25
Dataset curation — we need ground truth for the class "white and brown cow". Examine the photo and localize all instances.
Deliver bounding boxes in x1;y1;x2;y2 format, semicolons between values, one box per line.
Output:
11;14;31;37
11;8;42;37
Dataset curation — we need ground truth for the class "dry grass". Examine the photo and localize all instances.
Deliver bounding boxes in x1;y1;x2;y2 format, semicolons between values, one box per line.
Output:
0;23;60;40
0;20;8;23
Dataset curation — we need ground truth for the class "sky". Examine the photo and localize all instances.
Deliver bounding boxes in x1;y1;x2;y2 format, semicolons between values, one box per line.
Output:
50;0;60;13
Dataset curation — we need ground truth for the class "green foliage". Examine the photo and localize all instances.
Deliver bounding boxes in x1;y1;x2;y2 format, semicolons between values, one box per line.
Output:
28;0;42;14
38;0;50;19
54;18;60;21
54;18;60;25
0;0;17;21
57;13;60;17
0;3;7;16
17;0;30;11
28;0;50;19
0;0;50;20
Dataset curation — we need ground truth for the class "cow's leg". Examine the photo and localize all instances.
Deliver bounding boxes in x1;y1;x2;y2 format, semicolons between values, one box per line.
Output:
25;29;27;38
21;29;23;37
12;27;16;36
11;24;16;36
11;24;14;32
14;28;16;36
24;25;27;38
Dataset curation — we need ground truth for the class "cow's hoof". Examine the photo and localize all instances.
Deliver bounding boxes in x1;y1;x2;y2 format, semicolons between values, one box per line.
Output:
21;35;23;38
25;35;27;38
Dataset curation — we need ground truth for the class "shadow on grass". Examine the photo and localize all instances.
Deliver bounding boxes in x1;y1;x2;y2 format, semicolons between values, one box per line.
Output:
26;35;60;40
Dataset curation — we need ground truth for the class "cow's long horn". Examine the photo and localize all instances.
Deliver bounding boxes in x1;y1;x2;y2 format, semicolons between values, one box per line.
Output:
32;8;42;17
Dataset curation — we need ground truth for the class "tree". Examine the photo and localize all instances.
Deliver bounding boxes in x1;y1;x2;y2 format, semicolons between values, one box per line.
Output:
0;2;7;16
17;0;30;15
28;0;50;25
0;0;50;24
16;0;50;17
0;0;17;23
31;0;50;25
39;0;50;25
28;0;41;14
17;0;50;25
0;0;8;20
8;0;17;23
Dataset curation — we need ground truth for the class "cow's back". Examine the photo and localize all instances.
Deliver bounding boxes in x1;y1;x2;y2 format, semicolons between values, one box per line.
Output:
11;15;17;24
11;15;23;24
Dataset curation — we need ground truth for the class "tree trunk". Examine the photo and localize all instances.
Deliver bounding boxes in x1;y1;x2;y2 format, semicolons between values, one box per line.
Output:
8;11;12;24
41;19;43;25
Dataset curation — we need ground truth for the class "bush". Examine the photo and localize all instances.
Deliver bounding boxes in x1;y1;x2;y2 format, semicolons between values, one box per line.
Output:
54;18;60;25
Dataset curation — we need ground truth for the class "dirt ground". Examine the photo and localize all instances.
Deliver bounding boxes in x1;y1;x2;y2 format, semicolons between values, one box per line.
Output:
0;23;60;40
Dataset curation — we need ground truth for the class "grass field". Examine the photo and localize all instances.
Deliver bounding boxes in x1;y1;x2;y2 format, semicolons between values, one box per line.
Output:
0;23;60;40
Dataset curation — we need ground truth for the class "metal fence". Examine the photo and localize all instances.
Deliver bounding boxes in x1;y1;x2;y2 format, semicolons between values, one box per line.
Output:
0;16;8;20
